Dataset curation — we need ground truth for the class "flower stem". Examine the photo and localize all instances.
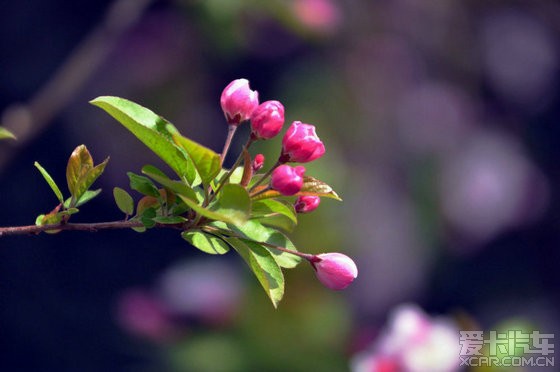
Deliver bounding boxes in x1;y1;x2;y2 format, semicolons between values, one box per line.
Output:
220;124;238;166
259;241;316;261
207;136;254;205
248;160;280;192
201;225;315;261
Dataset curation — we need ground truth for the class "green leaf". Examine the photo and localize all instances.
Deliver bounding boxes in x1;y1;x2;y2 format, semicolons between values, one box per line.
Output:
35;207;63;234
90;96;198;185
66;145;93;197
225;237;284;308
178;195;238;225
140;207;157;228
113;187;134;215
177;184;250;226
172;133;221;186
63;189;102;208
141;164;197;201
300;176;342;200
131;222;146;233
58;208;79;217
35;214;45;225
136;196;159;216
214;166;244;186
0;127;16;140
128;172;160;197
222;220;302;268
212;184;251;225
251;199;297;232
182;230;230;255
153;216;187;224
66;145;108;204
252;176;342;201
34;161;64;204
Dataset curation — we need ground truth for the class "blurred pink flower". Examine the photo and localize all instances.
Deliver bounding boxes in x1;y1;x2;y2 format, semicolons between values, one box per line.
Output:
351;304;461;372
396;82;473;154
480;10;558;109
115;288;174;342
292;0;341;34
439;130;549;245
158;260;244;326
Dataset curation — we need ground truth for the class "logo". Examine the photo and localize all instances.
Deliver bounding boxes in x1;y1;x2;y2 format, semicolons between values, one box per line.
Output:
459;330;554;367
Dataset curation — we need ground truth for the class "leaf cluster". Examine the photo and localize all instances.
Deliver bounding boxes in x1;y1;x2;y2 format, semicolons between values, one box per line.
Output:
34;145;108;232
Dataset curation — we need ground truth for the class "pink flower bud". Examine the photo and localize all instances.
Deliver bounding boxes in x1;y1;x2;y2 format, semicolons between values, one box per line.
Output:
252;153;265;172
220;79;259;125
271;164;305;196
280;121;325;163
294;195;320;213
311;252;358;290
250;100;285;139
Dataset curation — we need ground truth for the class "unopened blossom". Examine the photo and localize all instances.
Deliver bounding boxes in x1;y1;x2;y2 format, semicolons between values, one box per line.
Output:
311;252;358;290
220;79;259;125
252;154;265;172
295;195;321;213
271;165;305;196
251;100;285;139
280;121;325;163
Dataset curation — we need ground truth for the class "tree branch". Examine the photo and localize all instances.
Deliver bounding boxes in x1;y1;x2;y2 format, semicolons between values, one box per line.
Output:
0;0;156;174
0;219;187;237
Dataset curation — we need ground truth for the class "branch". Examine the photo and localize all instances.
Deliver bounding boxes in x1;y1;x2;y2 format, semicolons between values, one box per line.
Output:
0;219;186;237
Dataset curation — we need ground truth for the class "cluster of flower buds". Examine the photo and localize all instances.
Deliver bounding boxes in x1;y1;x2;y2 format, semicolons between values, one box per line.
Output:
220;78;357;291
220;78;327;198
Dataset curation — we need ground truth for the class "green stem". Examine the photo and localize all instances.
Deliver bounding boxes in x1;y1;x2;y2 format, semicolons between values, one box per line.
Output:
201;225;315;261
207;136;254;205
248;160;280;193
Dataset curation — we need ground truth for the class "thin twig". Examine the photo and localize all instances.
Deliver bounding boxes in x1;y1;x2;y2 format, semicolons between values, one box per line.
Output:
0;219;187;237
248;161;280;192
0;0;156;174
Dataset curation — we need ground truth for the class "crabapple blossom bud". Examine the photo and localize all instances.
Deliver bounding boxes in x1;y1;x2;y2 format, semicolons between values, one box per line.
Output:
311;252;358;290
220;79;259;125
250;100;285;139
271;165;305;196
280;121;325;163
252;153;265;172
294;195;320;213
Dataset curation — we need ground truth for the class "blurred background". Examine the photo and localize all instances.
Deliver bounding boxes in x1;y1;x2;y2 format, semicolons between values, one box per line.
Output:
1;0;559;371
